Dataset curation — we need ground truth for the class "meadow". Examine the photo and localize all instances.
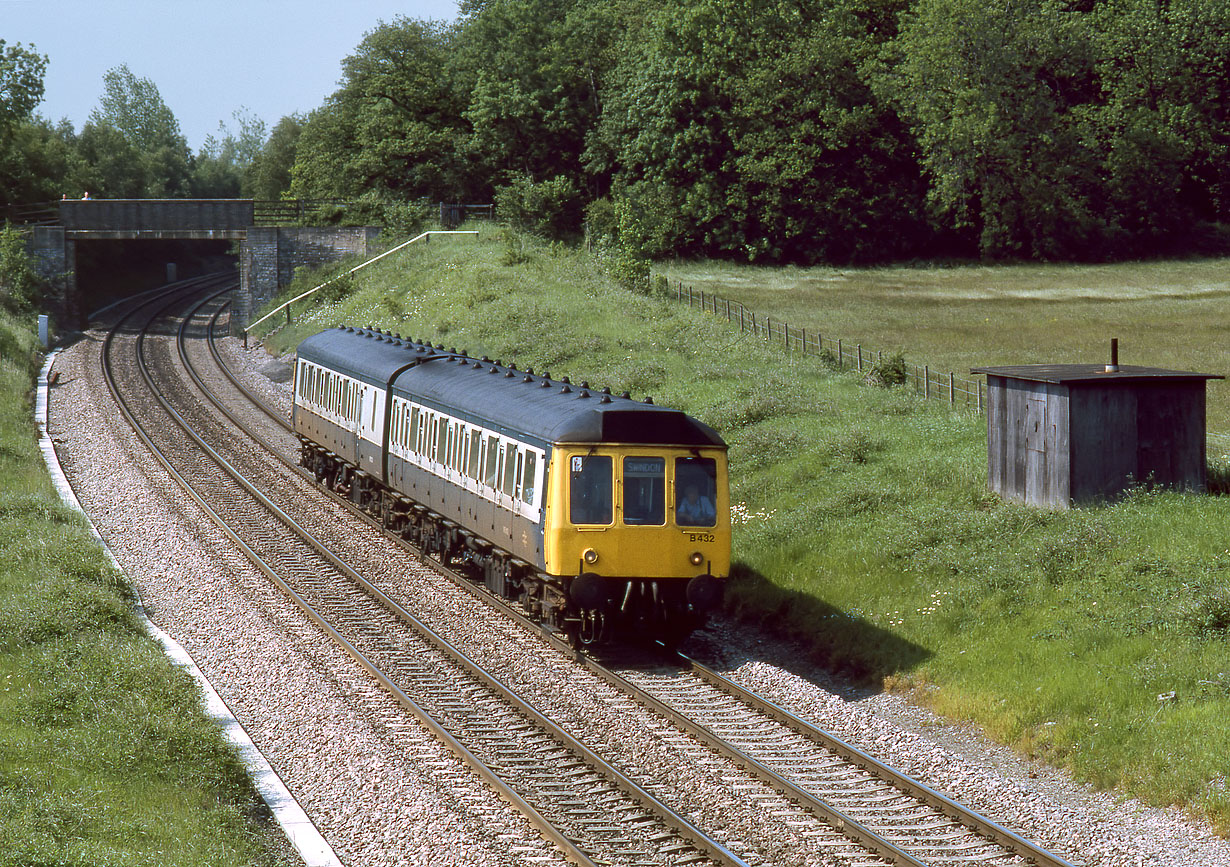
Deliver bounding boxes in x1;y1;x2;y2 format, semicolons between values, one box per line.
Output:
0;310;294;865
659;258;1230;449
256;230;1230;833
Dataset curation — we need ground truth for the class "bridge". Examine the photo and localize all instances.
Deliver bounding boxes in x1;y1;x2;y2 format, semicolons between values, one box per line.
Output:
25;199;380;327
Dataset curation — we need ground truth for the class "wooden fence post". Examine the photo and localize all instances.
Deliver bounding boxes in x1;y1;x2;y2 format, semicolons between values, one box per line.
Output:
924;365;930;400
949;372;955;404
837;339;843;368
857;344;863;372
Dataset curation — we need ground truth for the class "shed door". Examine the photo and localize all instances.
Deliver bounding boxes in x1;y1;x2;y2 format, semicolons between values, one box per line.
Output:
1024;395;1048;506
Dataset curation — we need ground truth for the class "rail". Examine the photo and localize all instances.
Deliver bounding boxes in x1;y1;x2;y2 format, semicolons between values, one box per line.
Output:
243;230;478;346
671;280;987;412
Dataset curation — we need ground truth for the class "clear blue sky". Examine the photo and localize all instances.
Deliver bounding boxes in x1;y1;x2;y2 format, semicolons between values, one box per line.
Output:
3;0;460;150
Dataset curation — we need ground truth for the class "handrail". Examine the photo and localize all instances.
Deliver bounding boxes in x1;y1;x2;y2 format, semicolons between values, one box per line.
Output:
242;230;478;346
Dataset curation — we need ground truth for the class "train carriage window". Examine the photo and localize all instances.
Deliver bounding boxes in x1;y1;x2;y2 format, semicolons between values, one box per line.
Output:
503;443;519;496
484;436;499;488
446;422;455;470
570;455;612;525
454;422;464;471
514;451;525;500
409;407;421;454
675;457;718;527
468;430;482;479
623;457;665;525
522;451;538;507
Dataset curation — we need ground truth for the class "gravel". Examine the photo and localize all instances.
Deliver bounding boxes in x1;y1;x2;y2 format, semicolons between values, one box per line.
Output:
47;326;1230;867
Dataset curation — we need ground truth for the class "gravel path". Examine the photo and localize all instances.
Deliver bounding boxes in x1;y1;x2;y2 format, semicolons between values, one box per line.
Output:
47;325;1230;867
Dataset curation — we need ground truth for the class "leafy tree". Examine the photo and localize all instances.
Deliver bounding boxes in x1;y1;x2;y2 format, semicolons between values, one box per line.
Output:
599;0;928;264
292;17;476;202
0;40;46;135
1089;0;1230;250
458;0;625;196
248;115;303;200
87;64;191;197
191;108;267;198
883;0;1104;259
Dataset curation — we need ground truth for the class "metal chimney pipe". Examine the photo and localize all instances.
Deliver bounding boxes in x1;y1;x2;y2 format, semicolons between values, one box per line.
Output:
1105;338;1119;373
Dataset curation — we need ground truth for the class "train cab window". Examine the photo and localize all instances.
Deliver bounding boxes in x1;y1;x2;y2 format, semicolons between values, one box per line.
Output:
675;457;718;527
623;457;665;525
570;455;612;525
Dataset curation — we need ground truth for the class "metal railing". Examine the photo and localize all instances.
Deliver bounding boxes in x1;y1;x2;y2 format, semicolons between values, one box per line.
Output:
243;230;479;346
672;281;986;412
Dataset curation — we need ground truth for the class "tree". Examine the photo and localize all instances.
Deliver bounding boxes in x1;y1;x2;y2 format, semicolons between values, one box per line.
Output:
598;0;929;263
87;64;191;197
248;115;303;200
883;0;1104;259
0;40;46;135
291;17;476;202
191;108;268;198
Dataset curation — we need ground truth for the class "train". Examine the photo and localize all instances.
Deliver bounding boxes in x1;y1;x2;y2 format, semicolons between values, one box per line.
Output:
291;325;731;645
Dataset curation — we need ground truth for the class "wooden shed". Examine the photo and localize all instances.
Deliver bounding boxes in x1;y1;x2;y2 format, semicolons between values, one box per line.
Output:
970;362;1223;508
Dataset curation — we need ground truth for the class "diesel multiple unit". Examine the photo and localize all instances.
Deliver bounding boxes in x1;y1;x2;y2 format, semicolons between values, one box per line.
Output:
293;326;730;644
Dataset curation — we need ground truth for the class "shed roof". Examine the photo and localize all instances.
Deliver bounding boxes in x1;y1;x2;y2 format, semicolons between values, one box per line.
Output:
970;364;1223;384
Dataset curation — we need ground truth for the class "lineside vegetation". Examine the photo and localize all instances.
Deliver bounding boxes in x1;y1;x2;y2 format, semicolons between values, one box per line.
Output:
0;307;294;863
258;228;1230;833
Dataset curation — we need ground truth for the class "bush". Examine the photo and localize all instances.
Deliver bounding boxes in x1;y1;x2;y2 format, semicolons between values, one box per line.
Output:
494;174;583;241
0;224;44;315
867;352;907;387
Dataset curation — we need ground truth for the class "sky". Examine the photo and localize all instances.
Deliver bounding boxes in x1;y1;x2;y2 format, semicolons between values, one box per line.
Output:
3;0;460;151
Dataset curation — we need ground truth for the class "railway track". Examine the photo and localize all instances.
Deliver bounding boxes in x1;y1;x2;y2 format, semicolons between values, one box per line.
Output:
93;281;1086;867
102;284;777;866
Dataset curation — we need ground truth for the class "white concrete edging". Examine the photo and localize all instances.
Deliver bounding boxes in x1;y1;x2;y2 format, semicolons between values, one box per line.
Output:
37;348;342;867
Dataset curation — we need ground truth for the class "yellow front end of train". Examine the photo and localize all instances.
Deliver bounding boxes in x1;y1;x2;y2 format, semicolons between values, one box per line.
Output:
543;444;731;587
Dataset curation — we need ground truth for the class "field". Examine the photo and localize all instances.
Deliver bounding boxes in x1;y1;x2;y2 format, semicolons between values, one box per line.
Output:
256;230;1230;835
659;258;1230;448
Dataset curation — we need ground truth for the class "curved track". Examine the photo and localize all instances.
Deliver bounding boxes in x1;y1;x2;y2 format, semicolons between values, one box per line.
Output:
99;281;1085;867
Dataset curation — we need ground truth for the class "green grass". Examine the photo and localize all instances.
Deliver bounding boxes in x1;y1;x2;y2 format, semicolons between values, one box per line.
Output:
659;258;1230;449
257;229;1230;833
0;308;293;866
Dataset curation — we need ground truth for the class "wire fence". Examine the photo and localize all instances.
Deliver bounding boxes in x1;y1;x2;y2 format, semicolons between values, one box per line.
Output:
671;280;986;413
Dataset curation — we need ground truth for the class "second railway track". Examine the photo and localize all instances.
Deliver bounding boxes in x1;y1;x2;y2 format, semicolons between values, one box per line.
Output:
79;279;1087;867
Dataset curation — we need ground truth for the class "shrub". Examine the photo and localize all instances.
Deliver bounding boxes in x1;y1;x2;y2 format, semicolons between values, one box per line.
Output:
494;174;583;241
0;224;44;315
867;352;907;387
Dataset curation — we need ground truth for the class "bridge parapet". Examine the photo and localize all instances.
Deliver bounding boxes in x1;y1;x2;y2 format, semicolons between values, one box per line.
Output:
60;199;255;234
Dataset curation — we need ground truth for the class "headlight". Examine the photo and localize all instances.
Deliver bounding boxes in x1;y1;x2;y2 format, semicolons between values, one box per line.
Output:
689;551;705;566
583;548;599;564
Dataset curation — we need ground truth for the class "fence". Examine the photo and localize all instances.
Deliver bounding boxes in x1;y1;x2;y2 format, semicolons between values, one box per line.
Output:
672;281;986;412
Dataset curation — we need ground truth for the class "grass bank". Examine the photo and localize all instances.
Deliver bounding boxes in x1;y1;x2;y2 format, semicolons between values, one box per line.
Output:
659;258;1230;448
0;311;293;865
257;229;1230;833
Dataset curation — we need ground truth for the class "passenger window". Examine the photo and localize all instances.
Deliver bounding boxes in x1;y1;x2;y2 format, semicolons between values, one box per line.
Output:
485;436;499;487
570;455;612;525
623;457;665;525
503;444;519;496
522;451;537;506
675;457;718;527
468;430;482;479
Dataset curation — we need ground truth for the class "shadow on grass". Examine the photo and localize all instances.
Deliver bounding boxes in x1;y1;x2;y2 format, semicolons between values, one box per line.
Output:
699;561;932;699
